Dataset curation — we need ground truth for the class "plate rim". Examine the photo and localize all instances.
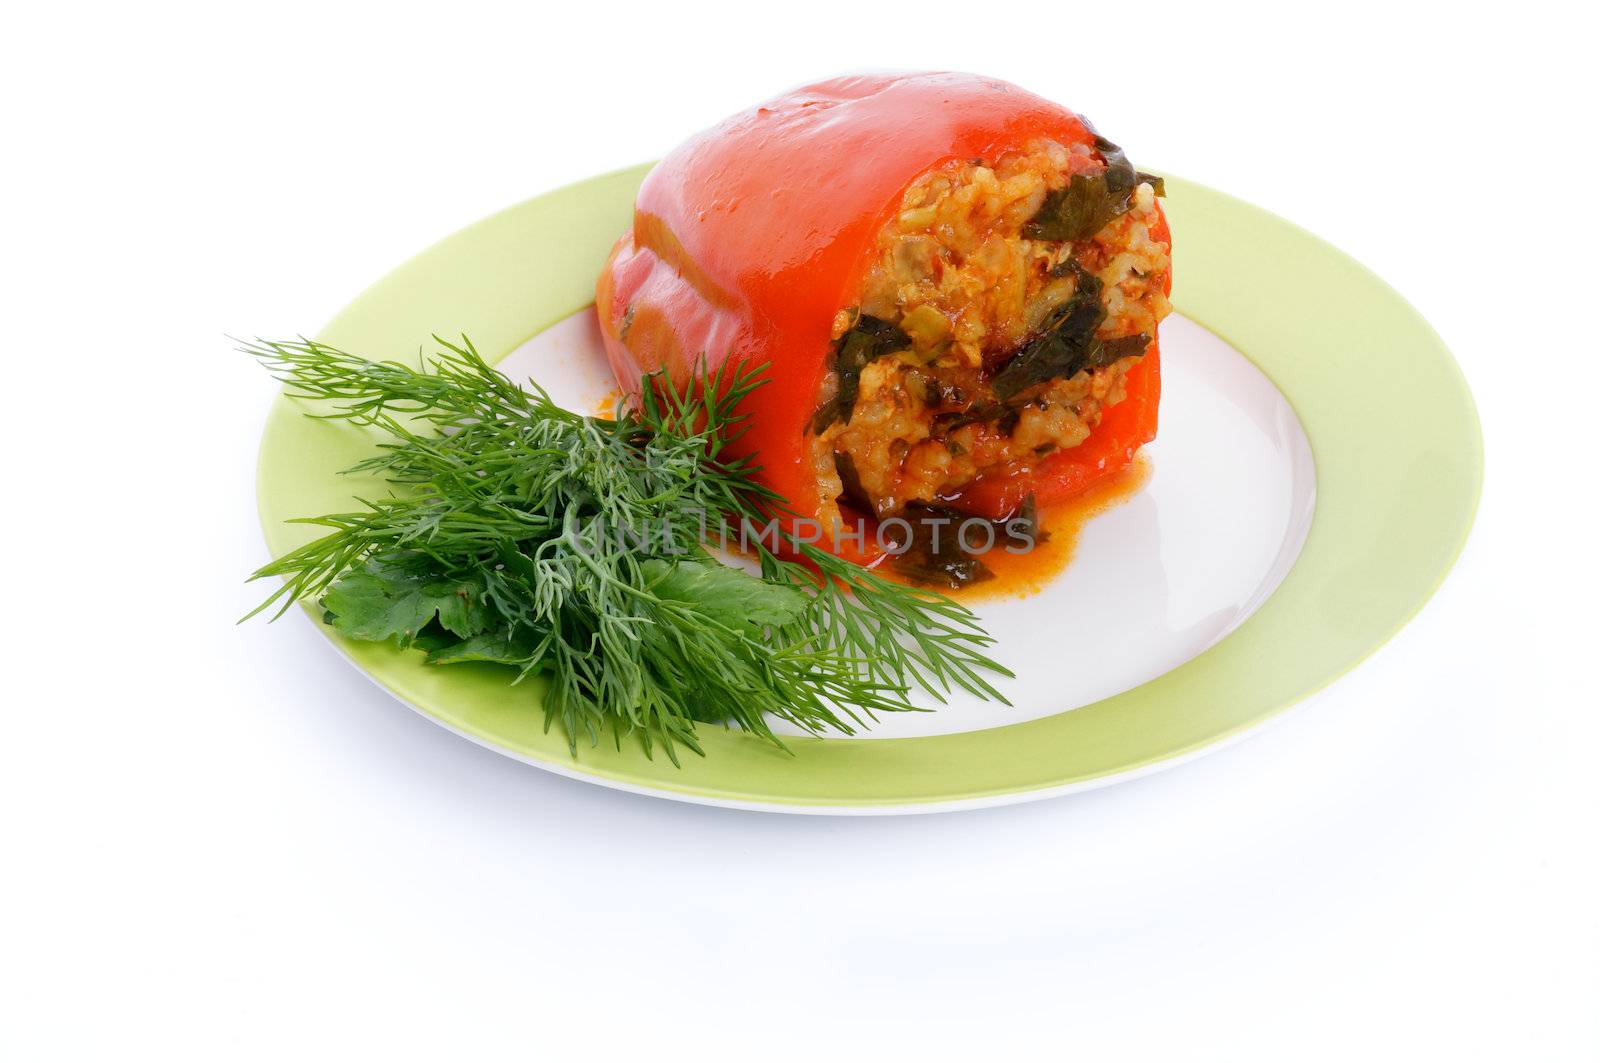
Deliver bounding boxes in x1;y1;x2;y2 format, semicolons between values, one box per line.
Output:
254;162;1483;812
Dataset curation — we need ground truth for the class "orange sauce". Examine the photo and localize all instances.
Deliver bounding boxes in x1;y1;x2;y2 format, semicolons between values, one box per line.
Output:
884;455;1152;602
592;387;623;419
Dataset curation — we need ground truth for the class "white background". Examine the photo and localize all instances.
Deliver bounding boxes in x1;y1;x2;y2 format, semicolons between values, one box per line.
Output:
4;2;1596;1059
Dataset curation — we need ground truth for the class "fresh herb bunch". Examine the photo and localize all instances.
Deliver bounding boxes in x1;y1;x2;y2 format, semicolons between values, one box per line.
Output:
245;336;1009;760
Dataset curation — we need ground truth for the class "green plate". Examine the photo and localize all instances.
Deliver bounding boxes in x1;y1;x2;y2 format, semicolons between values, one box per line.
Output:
255;164;1482;812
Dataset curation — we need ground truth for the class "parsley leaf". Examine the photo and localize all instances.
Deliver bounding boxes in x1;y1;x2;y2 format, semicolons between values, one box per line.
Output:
641;558;808;630
322;557;489;648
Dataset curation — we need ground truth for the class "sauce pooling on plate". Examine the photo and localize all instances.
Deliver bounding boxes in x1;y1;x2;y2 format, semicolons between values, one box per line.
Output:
884;456;1152;601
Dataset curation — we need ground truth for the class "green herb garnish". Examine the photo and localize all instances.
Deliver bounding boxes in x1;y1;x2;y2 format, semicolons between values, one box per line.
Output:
244;336;1009;761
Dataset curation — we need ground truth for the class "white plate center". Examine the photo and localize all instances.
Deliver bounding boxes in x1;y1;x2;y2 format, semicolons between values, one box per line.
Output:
498;311;1316;739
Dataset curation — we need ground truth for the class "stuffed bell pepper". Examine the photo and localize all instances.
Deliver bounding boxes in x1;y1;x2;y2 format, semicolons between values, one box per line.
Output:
595;72;1172;582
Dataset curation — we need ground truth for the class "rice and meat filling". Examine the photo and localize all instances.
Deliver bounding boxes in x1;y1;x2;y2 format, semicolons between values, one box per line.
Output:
809;137;1171;523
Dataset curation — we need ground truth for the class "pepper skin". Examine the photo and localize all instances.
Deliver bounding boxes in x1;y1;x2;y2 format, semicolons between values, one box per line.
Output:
595;71;1170;551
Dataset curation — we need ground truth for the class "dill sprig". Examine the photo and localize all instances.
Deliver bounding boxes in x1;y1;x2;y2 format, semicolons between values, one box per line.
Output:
245;335;1010;760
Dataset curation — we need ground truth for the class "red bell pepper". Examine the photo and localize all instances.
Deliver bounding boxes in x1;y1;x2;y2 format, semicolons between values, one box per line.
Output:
595;72;1170;552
